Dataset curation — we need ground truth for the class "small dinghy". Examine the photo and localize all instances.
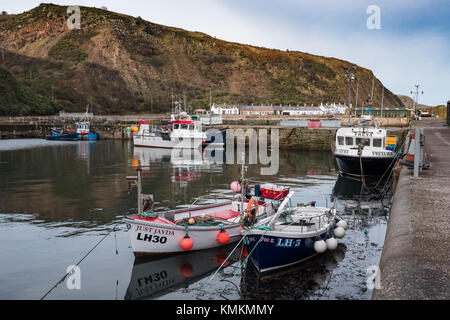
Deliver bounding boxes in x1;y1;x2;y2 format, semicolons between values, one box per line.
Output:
242;192;348;274
124;162;287;257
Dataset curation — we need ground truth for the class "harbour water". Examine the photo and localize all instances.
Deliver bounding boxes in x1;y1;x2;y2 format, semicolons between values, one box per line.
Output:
0;139;390;300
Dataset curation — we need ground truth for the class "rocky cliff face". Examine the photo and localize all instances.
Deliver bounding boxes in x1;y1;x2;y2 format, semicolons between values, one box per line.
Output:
0;3;404;115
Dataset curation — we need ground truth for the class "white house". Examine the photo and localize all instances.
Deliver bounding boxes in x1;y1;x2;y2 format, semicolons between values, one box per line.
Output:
210;104;240;115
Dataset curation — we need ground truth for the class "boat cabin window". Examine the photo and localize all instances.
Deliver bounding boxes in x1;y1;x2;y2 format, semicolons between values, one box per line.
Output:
180;124;188;130
356;137;370;146
173;124;180;130
345;137;354;146
188;124;194;130
373;138;382;147
337;136;344;145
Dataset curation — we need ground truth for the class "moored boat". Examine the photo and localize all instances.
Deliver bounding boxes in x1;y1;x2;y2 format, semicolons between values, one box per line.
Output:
45;128;79;141
76;121;98;140
242;193;347;274
133;120;207;149
333;125;397;177
124;163;288;257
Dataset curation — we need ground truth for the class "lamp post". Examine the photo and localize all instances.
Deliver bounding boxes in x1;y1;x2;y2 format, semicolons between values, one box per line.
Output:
411;85;424;119
344;66;356;127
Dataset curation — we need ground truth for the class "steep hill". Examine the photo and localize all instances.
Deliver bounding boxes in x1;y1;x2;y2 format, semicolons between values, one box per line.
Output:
0;65;61;115
0;3;404;115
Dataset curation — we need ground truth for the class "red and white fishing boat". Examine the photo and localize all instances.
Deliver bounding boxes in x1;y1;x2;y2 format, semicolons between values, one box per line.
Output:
124;163;289;257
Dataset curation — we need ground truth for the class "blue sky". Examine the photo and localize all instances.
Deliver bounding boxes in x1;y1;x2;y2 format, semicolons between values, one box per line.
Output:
3;0;449;105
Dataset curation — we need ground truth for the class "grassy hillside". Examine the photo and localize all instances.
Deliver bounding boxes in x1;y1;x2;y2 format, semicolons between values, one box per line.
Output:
0;3;404;115
0;66;62;115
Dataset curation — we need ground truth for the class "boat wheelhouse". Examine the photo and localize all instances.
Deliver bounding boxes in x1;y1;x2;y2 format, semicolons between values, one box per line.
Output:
333;126;397;176
76;121;98;140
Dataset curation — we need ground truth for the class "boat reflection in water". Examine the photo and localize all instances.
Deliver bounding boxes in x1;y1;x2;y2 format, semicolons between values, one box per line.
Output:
331;173;391;217
124;243;240;300
131;147;224;186
240;244;346;299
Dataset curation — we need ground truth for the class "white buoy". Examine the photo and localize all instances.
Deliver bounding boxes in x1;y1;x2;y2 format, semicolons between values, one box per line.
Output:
336;220;348;230
326;237;338;250
314;240;327;253
334;226;346;239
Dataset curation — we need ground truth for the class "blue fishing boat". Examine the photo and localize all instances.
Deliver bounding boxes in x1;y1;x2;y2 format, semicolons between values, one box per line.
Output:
45;129;79;141
242;192;348;274
76;121;98;140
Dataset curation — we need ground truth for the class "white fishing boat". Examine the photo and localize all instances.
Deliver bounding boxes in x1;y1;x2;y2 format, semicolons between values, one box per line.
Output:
242;193;347;274
124;162;288;257
133;120;207;149
333;125;398;176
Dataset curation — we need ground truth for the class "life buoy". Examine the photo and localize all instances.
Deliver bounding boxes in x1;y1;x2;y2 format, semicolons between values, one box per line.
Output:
246;198;258;217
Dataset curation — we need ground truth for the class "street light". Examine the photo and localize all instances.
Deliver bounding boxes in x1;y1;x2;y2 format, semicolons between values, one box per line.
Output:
411;85;424;119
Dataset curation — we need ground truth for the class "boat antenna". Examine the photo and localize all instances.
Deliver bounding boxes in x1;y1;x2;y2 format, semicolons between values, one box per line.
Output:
240;152;245;216
381;84;384;119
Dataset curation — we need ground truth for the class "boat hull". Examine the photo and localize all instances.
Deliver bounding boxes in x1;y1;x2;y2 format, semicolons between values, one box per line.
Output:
45;133;79;141
124;218;243;257
334;153;395;176
243;228;334;274
79;133;98;140
133;135;203;149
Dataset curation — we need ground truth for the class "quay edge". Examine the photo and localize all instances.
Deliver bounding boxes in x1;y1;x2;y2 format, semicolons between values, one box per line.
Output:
373;120;450;300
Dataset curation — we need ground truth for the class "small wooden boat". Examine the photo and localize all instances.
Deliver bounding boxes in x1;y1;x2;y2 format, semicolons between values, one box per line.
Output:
242;193;348;274
124;162;287;257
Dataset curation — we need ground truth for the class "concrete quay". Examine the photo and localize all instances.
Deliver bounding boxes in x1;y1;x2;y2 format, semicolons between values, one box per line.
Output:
373;119;450;300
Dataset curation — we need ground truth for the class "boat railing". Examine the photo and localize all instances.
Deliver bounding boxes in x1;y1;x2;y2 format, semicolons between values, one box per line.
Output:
272;207;335;233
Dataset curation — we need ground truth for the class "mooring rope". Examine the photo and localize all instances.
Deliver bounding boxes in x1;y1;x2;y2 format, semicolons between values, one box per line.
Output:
40;222;121;300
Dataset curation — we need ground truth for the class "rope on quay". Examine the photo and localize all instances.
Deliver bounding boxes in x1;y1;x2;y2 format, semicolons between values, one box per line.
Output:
40;222;122;300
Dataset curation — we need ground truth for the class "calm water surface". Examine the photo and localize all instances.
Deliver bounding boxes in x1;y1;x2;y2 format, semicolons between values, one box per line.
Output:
0;139;390;300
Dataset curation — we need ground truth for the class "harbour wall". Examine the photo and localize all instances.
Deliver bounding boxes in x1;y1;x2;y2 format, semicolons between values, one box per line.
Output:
373;119;450;299
0;123;408;151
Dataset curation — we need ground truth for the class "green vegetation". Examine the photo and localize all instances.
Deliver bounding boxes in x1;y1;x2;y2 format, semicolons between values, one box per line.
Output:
48;30;98;62
0;66;62;116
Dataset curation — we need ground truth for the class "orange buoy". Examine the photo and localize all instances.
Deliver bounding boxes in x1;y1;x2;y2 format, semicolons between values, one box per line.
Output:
179;262;194;278
246;198;258;217
180;235;193;251
217;230;230;244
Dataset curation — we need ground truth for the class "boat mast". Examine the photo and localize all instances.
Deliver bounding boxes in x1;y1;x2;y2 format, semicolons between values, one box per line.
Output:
240;153;245;216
